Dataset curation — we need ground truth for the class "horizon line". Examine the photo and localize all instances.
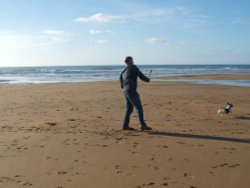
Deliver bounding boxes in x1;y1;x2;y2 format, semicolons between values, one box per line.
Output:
0;63;250;68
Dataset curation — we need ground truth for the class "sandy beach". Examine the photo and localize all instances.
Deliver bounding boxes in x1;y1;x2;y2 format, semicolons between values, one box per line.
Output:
0;74;250;188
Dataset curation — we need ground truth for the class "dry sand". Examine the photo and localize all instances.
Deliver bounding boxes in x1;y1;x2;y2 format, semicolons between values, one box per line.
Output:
0;74;250;188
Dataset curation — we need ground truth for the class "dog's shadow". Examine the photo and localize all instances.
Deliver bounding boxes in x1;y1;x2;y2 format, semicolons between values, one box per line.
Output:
235;115;250;120
148;131;250;144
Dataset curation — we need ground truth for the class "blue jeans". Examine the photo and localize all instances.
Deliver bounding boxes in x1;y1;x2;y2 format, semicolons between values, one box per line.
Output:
123;89;146;128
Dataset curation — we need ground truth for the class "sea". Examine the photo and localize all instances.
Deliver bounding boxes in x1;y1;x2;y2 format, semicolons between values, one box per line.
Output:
0;64;250;87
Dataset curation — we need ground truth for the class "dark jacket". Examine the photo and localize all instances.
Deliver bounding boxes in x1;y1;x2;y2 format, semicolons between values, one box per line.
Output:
120;64;150;90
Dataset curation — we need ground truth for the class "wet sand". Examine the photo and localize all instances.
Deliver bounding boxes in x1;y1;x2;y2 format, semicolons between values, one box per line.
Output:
162;73;250;80
0;74;250;188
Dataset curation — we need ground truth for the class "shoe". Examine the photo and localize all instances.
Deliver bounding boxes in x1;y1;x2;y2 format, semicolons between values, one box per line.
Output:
122;126;135;131
140;126;152;131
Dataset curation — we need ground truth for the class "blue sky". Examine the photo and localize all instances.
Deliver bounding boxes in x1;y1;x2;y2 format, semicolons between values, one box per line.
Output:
0;0;250;67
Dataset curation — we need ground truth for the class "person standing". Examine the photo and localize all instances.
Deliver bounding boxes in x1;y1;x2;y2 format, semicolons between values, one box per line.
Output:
120;56;152;131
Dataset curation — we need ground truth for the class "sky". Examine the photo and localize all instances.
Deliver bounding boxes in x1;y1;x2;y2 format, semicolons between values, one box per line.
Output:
0;0;250;67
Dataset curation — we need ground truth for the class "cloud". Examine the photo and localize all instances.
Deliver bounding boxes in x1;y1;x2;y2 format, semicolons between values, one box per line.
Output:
43;30;65;35
42;29;72;46
89;29;102;35
42;30;73;45
176;6;191;15
145;37;170;45
74;13;124;23
73;6;208;30
0;30;72;50
124;4;208;29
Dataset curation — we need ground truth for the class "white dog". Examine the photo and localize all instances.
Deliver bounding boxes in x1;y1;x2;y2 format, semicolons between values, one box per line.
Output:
217;102;233;116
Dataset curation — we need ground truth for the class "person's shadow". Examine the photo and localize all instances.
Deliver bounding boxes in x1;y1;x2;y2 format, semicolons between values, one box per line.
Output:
235;115;250;120
148;131;250;144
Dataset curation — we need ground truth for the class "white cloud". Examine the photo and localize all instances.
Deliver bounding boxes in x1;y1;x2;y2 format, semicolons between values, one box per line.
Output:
145;37;170;45
43;30;65;35
73;7;208;30
0;30;72;50
42;30;72;46
74;13;124;23
124;5;208;29
89;29;102;35
42;30;73;45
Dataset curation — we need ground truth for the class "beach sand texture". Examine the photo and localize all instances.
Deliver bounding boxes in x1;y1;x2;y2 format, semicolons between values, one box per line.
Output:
0;74;250;188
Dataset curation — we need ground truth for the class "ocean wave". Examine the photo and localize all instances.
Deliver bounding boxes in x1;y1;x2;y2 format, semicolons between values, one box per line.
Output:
0;65;249;85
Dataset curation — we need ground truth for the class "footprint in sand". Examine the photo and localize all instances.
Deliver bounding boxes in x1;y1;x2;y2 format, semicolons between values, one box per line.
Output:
23;182;32;186
168;158;173;161
46;122;57;126
129;150;140;155
132;142;139;147
176;142;186;145
68;118;76;122
116;170;123;174
137;182;155;187
58;171;68;175
1;176;16;182
228;164;240;168
219;163;228;167
114;165;124;174
209;171;215;175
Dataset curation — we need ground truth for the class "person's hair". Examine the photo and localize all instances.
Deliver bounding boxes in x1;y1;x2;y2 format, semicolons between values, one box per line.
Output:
124;56;133;63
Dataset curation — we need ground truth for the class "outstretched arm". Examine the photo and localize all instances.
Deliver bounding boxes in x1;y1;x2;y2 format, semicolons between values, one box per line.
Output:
137;68;150;82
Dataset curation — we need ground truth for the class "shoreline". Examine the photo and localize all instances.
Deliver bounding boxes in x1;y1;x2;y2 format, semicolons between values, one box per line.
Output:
1;73;250;87
152;73;250;87
160;73;250;80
